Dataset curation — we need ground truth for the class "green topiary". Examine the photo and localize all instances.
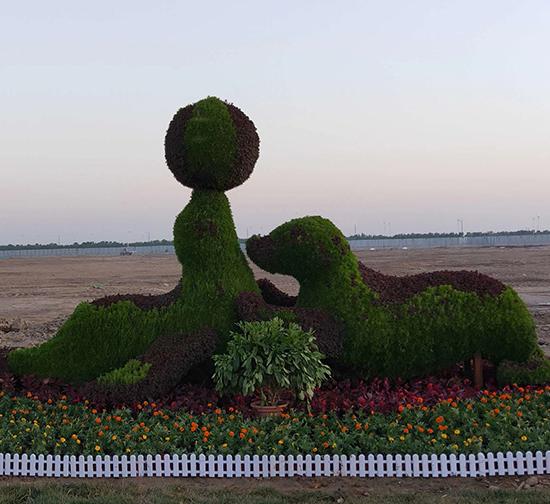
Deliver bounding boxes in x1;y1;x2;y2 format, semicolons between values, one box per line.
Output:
247;216;539;380
8;97;260;384
497;348;550;386
97;359;152;386
165;96;259;191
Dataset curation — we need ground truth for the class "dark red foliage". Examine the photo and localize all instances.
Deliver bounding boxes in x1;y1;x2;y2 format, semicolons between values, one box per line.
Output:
0;347;513;417
256;278;297;307
308;375;483;415
293;307;344;362
81;328;218;407
235;291;344;360
91;281;182;311
358;263;506;305
164;99;259;191
226;102;261;190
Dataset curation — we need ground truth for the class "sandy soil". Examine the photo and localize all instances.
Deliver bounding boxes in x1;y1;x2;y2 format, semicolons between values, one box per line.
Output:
0;246;549;353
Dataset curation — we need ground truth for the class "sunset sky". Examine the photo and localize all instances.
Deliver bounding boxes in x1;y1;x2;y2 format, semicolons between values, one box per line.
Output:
1;1;549;244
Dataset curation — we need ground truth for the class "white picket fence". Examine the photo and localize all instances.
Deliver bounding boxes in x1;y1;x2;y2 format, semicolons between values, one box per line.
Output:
0;451;548;478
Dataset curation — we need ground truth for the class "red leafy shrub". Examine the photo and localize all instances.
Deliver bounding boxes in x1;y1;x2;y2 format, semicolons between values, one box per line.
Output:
91;281;182;311
81;328;218;407
235;291;344;361
308;375;483;415
358;263;506;305
256;278;297;307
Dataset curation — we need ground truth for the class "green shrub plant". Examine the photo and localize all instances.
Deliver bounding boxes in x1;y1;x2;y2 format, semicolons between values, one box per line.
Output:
213;318;331;406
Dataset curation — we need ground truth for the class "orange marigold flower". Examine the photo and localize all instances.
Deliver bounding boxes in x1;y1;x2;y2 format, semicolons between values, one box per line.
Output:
435;416;444;424
229;431;235;438
95;417;101;424
438;425;448;431
239;432;245;439
323;441;329;449
214;408;222;415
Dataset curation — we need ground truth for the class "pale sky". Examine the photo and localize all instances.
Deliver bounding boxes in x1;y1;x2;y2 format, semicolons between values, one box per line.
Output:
1;1;549;244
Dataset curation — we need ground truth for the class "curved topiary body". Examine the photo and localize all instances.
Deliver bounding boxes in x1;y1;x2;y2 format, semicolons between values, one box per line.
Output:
247;216;540;380
8;97;260;387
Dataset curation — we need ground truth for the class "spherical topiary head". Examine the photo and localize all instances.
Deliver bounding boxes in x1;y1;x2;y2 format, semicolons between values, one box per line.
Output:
165;97;259;191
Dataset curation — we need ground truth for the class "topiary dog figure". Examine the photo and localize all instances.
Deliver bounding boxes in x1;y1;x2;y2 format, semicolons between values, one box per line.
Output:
247;216;548;382
8;97;261;391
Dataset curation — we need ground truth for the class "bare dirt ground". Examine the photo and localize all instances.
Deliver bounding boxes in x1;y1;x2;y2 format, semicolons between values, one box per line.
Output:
0;246;549;353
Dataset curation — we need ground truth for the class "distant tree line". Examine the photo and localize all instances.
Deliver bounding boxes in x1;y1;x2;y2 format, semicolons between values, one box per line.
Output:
2;230;549;250
0;239;173;251
347;229;550;240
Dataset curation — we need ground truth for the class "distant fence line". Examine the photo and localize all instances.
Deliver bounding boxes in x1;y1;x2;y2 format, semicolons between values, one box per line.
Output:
1;234;550;259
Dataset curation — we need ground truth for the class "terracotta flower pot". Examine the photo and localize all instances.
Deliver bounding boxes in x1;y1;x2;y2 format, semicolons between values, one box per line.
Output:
251;401;288;417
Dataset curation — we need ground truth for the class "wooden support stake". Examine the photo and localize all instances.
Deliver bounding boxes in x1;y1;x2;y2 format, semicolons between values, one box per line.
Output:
473;352;483;388
464;358;472;378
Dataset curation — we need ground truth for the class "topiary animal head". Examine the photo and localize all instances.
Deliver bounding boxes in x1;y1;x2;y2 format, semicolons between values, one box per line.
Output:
246;216;352;282
165;96;259;191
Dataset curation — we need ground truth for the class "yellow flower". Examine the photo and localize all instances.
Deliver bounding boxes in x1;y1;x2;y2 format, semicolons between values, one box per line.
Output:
60;437;66;443
399;436;405;441
521;435;528;442
142;434;148;440
441;433;448;439
278;439;284;445
111;435;117;441
453;429;460;435
94;445;101;452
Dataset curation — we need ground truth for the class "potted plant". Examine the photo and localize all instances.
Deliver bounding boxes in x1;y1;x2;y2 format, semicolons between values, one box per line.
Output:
213;317;331;416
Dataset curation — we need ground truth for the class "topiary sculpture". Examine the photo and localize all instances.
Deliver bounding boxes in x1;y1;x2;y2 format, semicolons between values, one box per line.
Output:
246;216;548;383
8;97;261;390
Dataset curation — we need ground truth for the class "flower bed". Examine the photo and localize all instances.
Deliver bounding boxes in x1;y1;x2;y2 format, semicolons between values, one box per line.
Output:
1;385;548;457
